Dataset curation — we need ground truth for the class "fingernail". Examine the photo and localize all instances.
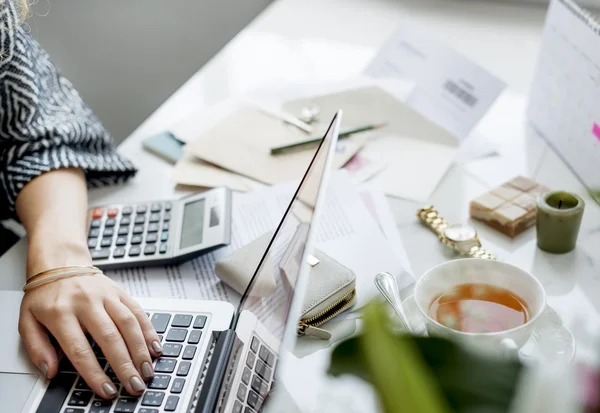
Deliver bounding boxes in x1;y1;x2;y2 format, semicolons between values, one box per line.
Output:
39;362;48;378
141;362;154;379
130;375;146;392
102;382;118;397
152;341;162;354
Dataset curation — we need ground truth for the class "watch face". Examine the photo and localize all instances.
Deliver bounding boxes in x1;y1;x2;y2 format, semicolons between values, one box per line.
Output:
444;224;477;242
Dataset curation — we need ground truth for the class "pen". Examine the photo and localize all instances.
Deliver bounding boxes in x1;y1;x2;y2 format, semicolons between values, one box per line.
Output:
270;123;387;155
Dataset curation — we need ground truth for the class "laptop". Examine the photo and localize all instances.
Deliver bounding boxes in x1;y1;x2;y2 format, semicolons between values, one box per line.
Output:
0;110;342;413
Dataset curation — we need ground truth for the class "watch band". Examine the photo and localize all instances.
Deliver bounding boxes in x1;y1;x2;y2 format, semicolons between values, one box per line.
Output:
417;206;449;237
467;245;496;260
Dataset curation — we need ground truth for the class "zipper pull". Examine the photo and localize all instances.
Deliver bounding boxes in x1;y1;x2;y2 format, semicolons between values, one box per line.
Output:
303;325;332;340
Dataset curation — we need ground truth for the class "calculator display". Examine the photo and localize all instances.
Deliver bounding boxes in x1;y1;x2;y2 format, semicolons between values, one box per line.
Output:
180;199;206;249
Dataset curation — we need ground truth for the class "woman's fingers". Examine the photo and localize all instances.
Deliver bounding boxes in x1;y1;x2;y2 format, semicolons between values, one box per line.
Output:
18;310;59;379
120;294;162;357
105;299;155;380
45;313;117;399
81;305;147;395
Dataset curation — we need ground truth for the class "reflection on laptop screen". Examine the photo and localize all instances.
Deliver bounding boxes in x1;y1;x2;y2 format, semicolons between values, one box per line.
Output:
234;111;341;341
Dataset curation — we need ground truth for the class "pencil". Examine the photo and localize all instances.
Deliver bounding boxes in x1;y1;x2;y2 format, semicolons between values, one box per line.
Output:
270;122;387;155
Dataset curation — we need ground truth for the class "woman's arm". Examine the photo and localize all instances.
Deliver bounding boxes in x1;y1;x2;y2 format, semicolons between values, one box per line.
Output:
17;169;91;276
16;169;163;398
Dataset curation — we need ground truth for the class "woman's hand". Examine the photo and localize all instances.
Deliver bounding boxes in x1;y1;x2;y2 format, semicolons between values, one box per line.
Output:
19;274;162;399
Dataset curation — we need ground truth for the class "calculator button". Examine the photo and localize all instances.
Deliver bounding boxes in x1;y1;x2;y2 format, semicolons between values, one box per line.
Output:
133;225;144;234
89;228;100;238
151;314;171;333
116;236;128;246
176;361;191;377
135;215;146;225
101;238;112;248
250;337;259;353
107;208;119;218
151;204;162;213
162;343;182;357
162;222;169;231
159;243;168;254
136;205;148;214
128;246;141;256
91;249;110;260
163;213;171;222
182;345;196;360
166;328;187;342
171;378;185;394
122;206;133;215
149;213;161;223
161;232;169;242
103;228;114;237
131;235;143;245
164;395;179;411
92;208;104;219
118;226;129;235
141;391;164;407
113;247;126;258
147;223;159;233
149;375;171;390
88;238;98;248
144;244;157;255
120;217;131;226
90;219;102;228
105;218;116;227
193;315;207;329
165;202;172;211
146;233;158;243
155;358;176;373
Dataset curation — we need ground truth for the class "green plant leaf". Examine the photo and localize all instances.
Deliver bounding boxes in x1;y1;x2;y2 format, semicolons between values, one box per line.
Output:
328;300;523;413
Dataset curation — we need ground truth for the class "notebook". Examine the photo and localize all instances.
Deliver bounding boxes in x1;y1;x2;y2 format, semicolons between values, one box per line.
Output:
527;0;600;204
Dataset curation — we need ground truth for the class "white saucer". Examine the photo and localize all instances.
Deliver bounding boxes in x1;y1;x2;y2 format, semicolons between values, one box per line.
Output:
400;295;576;364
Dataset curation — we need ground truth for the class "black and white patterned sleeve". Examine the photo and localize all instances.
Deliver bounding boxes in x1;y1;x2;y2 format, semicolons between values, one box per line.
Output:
0;1;137;219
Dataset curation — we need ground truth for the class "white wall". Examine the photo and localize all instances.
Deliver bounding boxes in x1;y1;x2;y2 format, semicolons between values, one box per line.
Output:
26;0;273;142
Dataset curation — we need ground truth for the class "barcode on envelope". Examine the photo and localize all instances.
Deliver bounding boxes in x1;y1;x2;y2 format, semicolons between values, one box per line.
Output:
444;80;478;107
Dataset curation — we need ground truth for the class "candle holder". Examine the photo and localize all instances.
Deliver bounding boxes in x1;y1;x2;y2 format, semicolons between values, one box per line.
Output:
536;191;585;254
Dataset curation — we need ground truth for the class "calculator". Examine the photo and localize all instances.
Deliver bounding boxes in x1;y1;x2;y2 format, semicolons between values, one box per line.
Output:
87;187;232;270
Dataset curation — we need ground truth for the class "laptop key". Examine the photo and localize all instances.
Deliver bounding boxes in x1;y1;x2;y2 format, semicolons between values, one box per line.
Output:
68;390;93;406
75;377;90;390
164;395;179;411
246;351;256;369
113;397;139;413
141;391;165;407
139;409;159;413
250;337;259;353
172;314;193;327
247;389;261;409
89;399;112;413
64;408;85;413
182;345;197;360
166;328;187;342
255;360;271;382
150;313;171;333
59;357;76;372
149;374;171;390
193;315;207;329
236;383;247;401
188;330;202;344
105;366;119;383
171;378;185;394
233;400;243;413
241;367;252;385
155;358;177;373
176;361;191;376
162;343;182;357
37;372;76;413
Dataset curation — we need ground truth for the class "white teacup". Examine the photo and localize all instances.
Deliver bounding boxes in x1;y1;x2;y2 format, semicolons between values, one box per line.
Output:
414;259;546;355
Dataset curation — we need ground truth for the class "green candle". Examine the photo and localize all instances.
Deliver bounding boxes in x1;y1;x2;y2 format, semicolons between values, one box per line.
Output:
536;191;585;253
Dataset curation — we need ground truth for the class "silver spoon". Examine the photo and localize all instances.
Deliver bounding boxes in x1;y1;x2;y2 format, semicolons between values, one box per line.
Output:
374;272;412;332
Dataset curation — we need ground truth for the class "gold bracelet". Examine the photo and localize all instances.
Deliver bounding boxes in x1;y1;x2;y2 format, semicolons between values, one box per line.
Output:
26;265;101;283
24;266;102;292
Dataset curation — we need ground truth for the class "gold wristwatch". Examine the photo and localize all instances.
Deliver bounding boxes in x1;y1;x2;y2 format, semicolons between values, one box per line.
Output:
417;205;495;260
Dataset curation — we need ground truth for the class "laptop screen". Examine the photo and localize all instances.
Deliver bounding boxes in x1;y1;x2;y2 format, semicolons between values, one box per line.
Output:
234;111;341;340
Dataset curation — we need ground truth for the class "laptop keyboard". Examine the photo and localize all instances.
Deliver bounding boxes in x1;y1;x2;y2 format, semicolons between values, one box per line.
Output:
232;336;277;413
36;312;209;413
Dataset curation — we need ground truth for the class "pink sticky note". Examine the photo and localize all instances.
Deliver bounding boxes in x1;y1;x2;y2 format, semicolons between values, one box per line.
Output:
594;123;600;142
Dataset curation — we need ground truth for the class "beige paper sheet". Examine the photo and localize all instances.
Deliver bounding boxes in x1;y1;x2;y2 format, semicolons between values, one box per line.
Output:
187;107;370;185
173;153;251;192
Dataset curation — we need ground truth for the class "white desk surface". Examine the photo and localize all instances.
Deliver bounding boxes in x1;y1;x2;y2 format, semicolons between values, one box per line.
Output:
2;0;600;411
